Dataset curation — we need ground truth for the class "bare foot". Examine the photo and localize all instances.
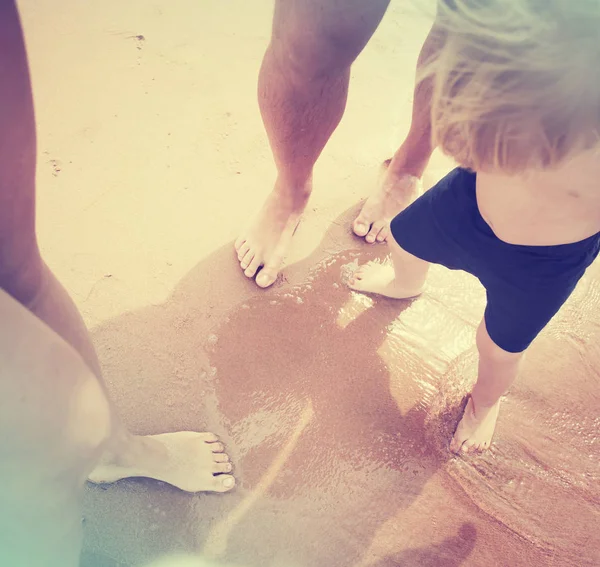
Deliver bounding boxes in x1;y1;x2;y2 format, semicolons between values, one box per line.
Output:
88;432;235;493
235;183;307;289
353;160;421;244
450;397;501;454
348;261;423;299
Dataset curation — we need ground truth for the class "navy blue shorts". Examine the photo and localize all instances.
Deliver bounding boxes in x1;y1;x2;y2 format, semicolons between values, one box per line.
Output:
390;168;600;353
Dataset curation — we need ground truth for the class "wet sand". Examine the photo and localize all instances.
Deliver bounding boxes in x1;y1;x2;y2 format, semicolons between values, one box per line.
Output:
20;0;600;566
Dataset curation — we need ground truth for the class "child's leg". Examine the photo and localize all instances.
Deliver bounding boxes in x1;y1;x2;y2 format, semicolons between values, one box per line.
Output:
450;319;523;453
349;236;430;298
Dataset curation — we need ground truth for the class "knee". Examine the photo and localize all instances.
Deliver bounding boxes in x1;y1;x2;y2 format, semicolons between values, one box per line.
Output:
39;341;113;466
0;242;44;308
268;0;390;80
0;343;112;485
269;1;380;85
65;368;112;459
476;321;524;364
269;30;354;84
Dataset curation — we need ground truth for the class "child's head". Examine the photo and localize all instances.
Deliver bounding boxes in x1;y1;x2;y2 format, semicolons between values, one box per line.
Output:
422;0;600;174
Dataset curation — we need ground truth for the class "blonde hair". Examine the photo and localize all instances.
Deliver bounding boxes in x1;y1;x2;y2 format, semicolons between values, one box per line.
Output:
420;0;600;174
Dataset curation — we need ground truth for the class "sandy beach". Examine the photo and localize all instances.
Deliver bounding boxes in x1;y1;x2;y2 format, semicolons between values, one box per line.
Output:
17;1;600;565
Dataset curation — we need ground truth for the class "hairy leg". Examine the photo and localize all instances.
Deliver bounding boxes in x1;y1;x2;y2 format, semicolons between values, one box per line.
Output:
235;0;390;287
353;23;446;243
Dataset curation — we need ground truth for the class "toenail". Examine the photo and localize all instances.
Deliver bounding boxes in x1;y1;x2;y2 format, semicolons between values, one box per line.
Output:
223;477;235;488
257;274;275;288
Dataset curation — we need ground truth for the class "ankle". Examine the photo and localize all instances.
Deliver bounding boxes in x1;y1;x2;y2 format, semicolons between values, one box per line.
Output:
387;145;431;181
99;430;149;469
274;172;312;203
469;395;500;419
0;249;45;308
273;178;312;213
381;165;422;201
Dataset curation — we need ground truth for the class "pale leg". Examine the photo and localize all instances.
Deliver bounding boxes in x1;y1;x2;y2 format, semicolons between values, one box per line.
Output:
0;1;234;494
0;288;110;566
450;320;523;453
349;237;430;299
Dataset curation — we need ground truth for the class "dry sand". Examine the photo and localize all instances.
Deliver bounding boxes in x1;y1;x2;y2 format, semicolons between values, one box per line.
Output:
18;1;600;566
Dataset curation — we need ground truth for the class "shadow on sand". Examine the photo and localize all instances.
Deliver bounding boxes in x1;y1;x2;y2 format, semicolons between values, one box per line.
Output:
82;205;476;567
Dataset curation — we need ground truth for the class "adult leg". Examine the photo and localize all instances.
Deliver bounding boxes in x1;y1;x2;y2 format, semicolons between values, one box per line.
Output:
450;320;523;453
0;0;234;493
353;22;446;243
235;0;390;288
0;288;110;566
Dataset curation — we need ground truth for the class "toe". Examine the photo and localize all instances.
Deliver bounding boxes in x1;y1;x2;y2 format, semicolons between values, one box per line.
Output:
209;442;225;453
245;255;262;278
461;441;476;454
256;267;278;288
349;271;364;286
449;438;462;454
349;264;373;290
200;432;219;443
353;263;371;279
376;226;390;242
353;217;370;237
235;237;247;253
213;475;236;493
214;462;233;474
366;221;387;244
237;243;251;262
240;250;255;270
213;453;230;463
349;278;366;292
